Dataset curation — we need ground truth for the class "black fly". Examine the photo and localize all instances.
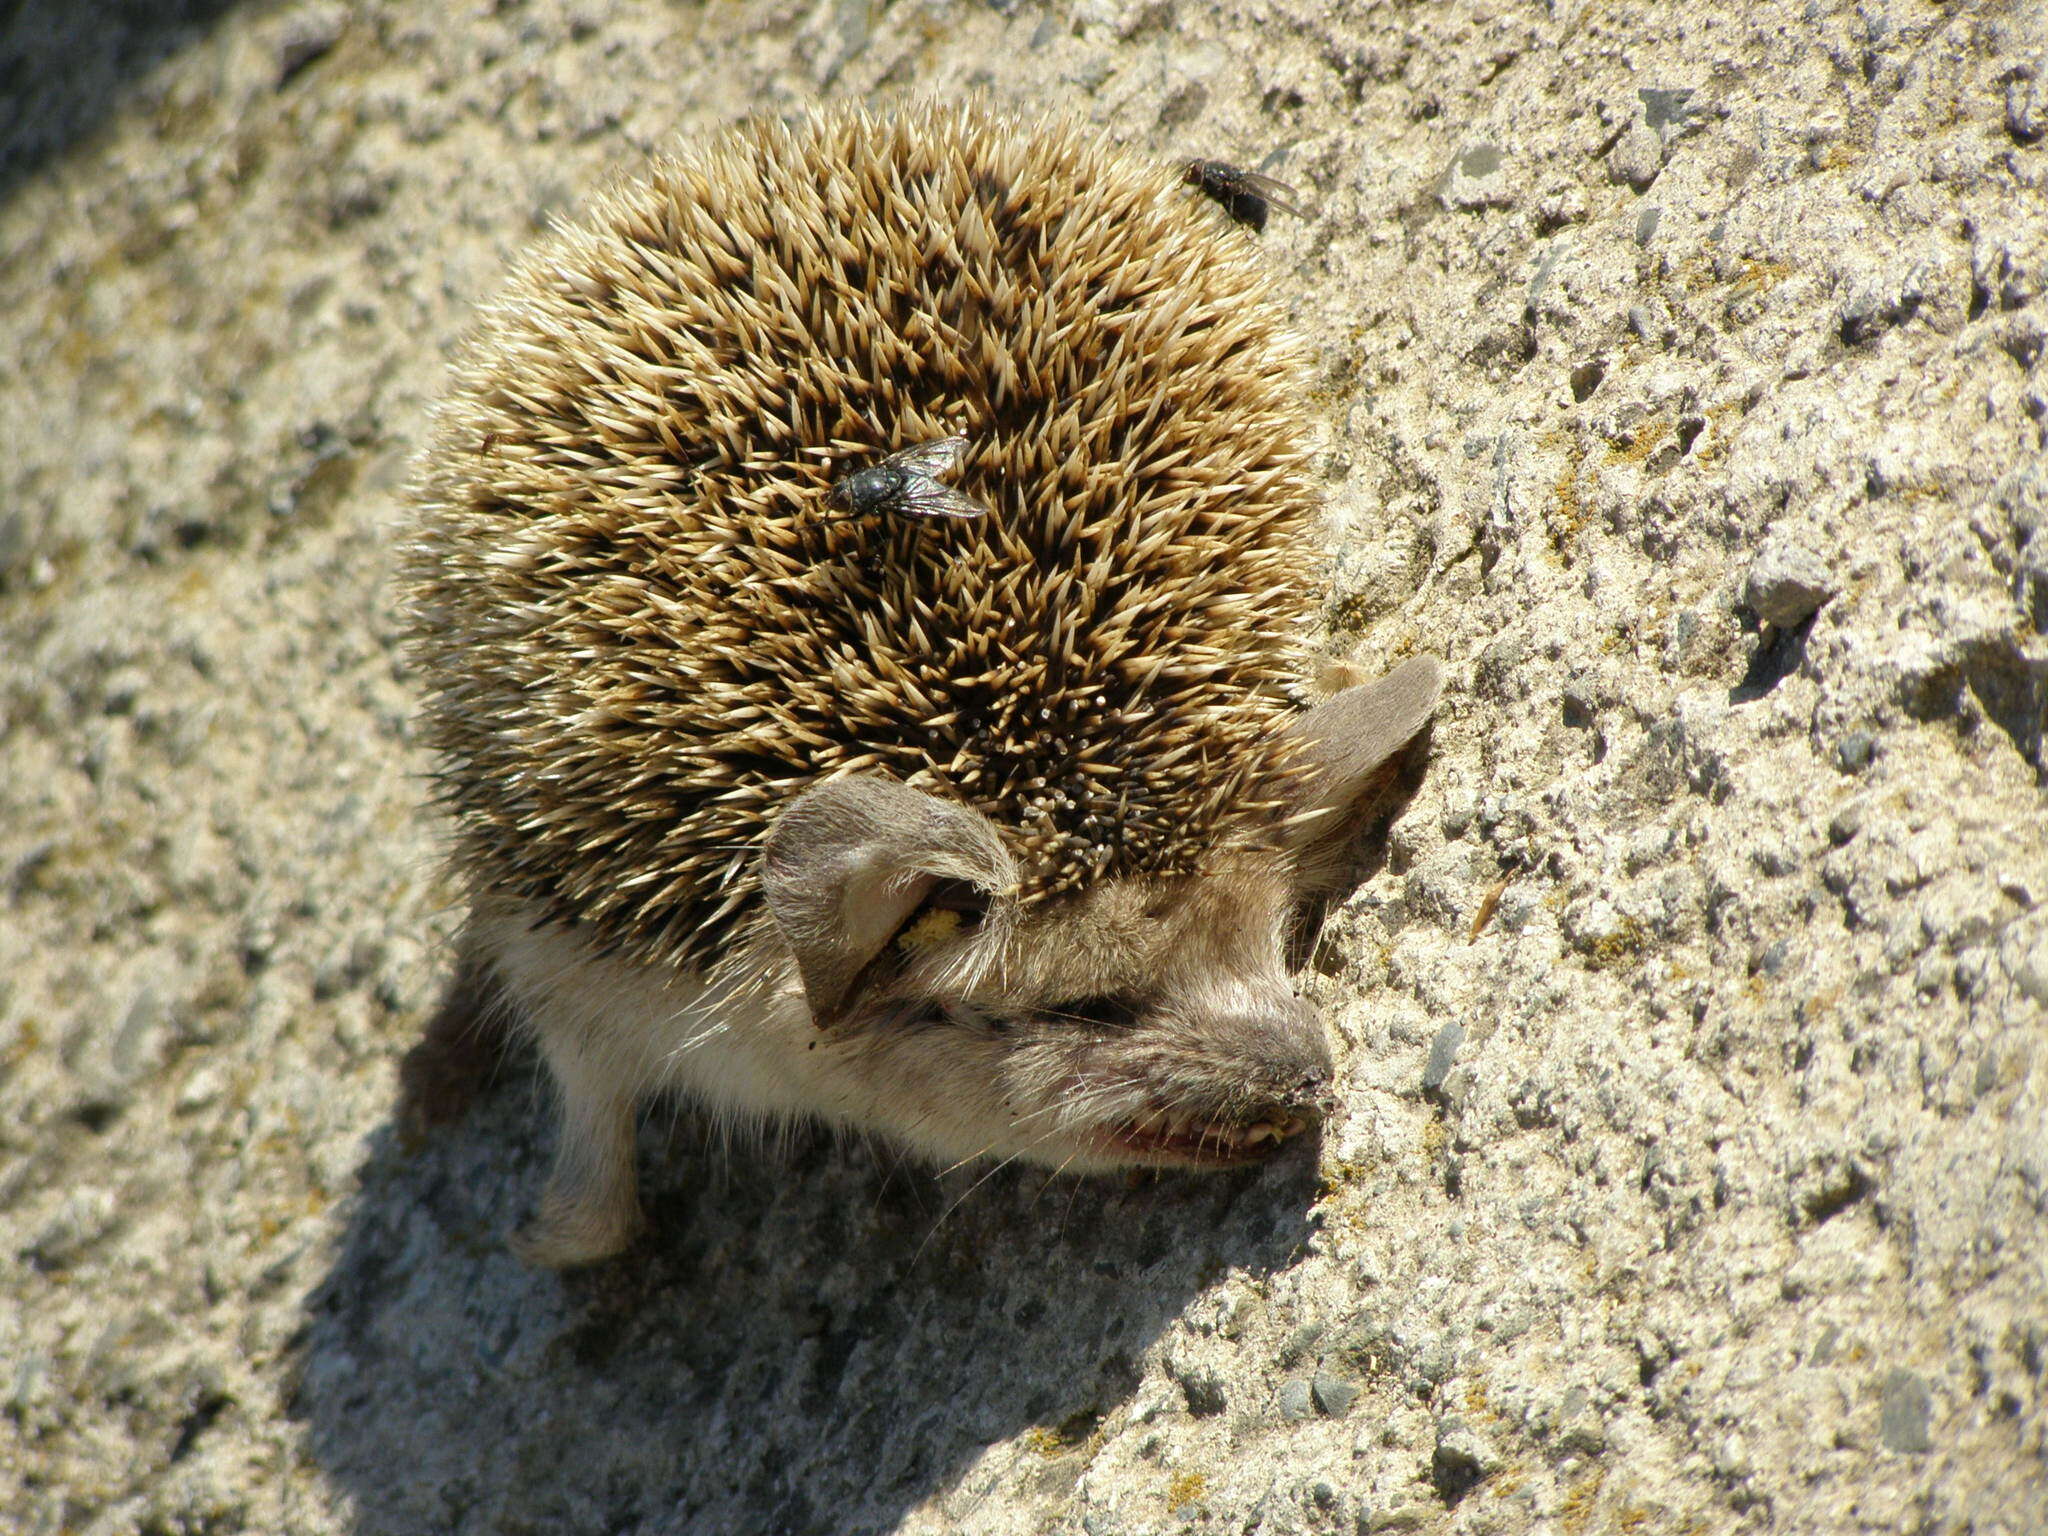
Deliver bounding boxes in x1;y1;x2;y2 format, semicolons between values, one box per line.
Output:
826;436;988;522
1181;159;1306;232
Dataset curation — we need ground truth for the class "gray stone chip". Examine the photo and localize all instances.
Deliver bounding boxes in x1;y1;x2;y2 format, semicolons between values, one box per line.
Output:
1608;121;1663;190
1880;1368;1934;1454
1421;1021;1465;1094
1311;1366;1359;1418
1276;1378;1315;1422
1744;539;1836;628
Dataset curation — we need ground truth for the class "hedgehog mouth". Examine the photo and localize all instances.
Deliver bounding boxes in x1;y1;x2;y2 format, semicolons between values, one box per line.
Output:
1099;1104;1313;1166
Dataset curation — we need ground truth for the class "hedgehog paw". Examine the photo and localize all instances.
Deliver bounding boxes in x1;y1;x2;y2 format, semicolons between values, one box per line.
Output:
510;1197;642;1269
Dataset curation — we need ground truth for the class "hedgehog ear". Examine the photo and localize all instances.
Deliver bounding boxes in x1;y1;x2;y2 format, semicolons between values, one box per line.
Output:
762;775;1017;1028
1284;656;1445;895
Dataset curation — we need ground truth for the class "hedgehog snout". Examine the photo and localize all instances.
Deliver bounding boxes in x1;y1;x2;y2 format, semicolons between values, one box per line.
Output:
1036;992;1337;1170
1149;991;1334;1115
1247;994;1336;1114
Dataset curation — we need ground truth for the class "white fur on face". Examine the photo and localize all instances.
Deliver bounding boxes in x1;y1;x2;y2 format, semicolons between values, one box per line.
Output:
480;853;1331;1190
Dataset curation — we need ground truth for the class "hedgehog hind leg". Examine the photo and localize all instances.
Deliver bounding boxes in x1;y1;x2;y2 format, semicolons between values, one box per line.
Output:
511;1039;644;1269
397;940;516;1146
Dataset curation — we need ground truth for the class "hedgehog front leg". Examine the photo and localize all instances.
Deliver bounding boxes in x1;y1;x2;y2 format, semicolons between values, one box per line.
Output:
512;1041;642;1268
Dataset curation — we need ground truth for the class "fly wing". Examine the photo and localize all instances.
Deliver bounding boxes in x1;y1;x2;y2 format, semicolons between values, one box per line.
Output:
1237;171;1309;219
882;435;968;480
892;479;989;521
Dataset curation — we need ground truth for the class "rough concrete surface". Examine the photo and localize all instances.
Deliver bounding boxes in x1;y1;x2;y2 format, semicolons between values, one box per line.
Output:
2;1;2044;1532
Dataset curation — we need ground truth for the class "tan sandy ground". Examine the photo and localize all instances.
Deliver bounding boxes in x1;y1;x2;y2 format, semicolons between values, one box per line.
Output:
1;2;2043;1532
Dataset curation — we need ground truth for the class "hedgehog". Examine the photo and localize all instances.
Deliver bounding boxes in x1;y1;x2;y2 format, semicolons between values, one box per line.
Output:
401;101;1443;1267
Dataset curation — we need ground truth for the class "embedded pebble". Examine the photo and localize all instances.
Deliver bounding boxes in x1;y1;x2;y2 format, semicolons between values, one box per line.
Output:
1880;1369;1933;1454
1713;1432;1752;1478
2009;71;2044;145
1277;1324;1327;1370
1276;1379;1315;1422
1421;1021;1465;1094
1839;285;1920;346
2000;917;2048;1007
1431;1418;1497;1497
1639;86;1696;132
1744;539;1836;628
1311;1367;1359;1418
1828;799;1870;845
1438;142;1513;211
1608;121;1663;189
1178;1368;1227;1418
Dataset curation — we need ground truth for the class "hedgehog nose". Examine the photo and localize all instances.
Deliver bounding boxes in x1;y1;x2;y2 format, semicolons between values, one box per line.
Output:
1292;1057;1337;1119
1269;995;1336;1112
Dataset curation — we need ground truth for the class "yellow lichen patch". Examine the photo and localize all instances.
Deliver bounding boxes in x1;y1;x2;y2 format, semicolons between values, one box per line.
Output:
1025;1410;1109;1461
1590;913;1647;969
2;1016;44;1073
1604;417;1672;468
1674;255;1719;296
1316;1153;1381;1238
1552;460;1586;547
1165;1470;1209;1507
1801;986;1841;1020
1558;1466;1609;1536
1543;427;1590;555
1318;1155;1372;1198
1729;257;1798;296
1325;588;1381;637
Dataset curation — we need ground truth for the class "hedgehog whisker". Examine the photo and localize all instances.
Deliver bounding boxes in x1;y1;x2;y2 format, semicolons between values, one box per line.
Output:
916;1150;1034;1258
928;1101;1073;1178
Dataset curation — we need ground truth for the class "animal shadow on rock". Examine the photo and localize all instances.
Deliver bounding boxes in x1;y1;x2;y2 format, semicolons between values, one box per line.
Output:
1727;614;1815;706
0;1;257;206
291;676;1437;1533
292;1032;1327;1536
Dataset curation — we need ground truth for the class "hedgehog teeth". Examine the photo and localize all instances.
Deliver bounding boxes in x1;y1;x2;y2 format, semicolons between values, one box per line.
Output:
1110;1108;1303;1157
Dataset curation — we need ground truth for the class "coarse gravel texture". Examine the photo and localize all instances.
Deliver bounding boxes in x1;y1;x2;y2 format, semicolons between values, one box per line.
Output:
1;1;2043;1534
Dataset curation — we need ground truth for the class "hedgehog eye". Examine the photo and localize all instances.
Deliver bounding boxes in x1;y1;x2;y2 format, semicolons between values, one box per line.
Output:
1054;995;1141;1029
922;877;990;922
892;878;991;954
